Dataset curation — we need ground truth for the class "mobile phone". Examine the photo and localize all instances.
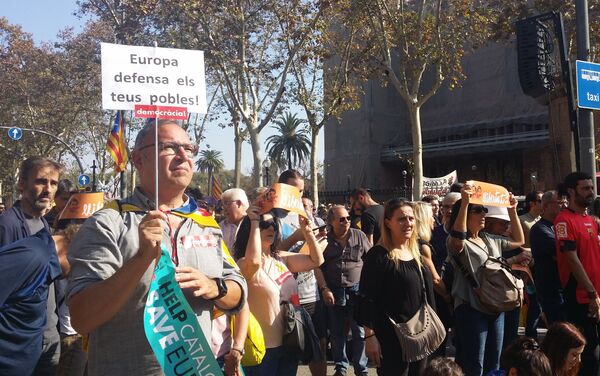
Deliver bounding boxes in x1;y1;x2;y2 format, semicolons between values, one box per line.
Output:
312;225;327;233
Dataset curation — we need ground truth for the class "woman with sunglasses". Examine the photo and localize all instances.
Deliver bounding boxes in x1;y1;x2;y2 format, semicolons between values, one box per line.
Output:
356;199;438;375
447;183;524;376
233;202;324;376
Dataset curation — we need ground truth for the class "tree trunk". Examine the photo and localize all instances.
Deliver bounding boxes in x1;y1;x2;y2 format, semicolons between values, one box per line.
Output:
233;118;242;187
287;149;292;170
310;128;319;207
408;103;423;200
247;122;263;186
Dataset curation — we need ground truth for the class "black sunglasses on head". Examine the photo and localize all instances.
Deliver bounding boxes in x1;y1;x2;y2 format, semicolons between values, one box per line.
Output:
469;206;488;214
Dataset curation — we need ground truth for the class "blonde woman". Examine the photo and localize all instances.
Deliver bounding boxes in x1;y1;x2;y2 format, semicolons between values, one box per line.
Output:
413;201;449;299
356;199;437;375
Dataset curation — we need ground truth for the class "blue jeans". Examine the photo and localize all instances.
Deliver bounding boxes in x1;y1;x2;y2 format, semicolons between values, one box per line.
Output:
244;346;298;376
327;298;368;374
455;304;504;376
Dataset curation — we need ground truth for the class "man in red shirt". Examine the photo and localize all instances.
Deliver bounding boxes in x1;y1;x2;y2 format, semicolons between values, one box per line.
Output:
554;172;600;376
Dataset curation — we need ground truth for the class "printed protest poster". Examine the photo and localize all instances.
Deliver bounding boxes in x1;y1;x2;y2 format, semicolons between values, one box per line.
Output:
467;180;510;207
101;43;207;113
144;245;223;376
421;170;458;197
257;183;307;218
58;192;104;220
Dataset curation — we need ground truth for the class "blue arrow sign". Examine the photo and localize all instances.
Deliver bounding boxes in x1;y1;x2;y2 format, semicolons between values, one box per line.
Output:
78;174;91;187
7;127;22;141
576;60;600;110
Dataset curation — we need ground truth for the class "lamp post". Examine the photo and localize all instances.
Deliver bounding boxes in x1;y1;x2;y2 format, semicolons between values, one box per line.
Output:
263;159;272;186
402;170;407;198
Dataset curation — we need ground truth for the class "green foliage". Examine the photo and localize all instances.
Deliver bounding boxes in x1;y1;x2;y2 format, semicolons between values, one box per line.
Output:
196;149;225;174
265;112;312;170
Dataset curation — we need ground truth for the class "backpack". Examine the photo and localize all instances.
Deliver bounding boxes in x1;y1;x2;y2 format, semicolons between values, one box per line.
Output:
465;239;524;314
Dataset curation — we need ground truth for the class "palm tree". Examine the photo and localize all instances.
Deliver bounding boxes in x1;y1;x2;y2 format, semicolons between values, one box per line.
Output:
265;112;311;170
196;149;224;193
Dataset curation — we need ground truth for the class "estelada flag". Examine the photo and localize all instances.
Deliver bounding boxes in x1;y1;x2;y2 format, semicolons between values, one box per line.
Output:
106;110;129;173
211;175;222;200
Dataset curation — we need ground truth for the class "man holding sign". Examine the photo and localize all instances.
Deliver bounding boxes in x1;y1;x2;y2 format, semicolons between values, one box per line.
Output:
66;121;246;376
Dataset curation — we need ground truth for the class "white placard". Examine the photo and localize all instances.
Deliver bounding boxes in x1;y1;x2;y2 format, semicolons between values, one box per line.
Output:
421;170;458;197
101;43;207;113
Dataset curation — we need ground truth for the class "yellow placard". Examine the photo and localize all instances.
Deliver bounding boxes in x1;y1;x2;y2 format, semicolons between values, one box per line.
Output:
257;183;307;218
466;180;510;207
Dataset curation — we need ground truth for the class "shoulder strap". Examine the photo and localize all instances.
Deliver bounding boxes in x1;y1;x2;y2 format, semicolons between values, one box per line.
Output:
105;200;237;266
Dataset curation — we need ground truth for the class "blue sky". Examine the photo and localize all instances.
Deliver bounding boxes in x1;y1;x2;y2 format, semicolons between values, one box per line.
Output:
1;0;324;173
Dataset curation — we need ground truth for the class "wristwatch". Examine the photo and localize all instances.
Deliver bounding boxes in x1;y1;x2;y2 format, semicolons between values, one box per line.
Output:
231;347;245;356
209;278;228;300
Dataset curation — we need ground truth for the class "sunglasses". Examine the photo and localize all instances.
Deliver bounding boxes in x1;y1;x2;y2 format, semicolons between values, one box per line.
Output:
259;219;277;230
469;206;488;214
338;216;351;223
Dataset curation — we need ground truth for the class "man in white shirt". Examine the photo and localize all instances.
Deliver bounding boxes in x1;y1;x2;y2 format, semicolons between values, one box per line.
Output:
219;188;249;252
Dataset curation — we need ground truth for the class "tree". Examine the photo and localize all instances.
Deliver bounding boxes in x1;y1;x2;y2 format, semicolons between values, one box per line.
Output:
80;0;327;186
348;0;498;198
196;149;224;193
284;1;368;206
266;112;312;171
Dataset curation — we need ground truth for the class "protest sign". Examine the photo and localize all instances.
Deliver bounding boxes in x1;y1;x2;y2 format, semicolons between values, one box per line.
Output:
101;43;207;113
256;183;307;218
134;104;189;120
58;192;104;220
422;170;458;197
467;180;510;207
144;245;223;376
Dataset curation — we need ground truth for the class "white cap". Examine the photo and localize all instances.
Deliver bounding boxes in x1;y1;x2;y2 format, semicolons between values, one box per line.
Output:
485;205;509;222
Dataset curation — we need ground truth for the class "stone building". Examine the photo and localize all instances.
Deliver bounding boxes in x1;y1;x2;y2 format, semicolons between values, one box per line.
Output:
323;40;576;200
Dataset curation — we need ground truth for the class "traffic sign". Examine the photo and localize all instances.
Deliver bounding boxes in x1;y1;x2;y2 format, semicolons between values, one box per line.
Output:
78;174;91;187
576;60;600;110
7;127;22;141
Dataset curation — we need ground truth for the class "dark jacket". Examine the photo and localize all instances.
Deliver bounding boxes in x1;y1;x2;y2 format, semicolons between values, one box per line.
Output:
0;201;49;246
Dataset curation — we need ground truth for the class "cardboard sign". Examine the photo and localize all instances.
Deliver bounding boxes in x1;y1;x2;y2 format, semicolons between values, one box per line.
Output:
257;183;307;218
134;104;189;119
101;43;207;113
422;170;457;197
467;180;510;207
58;192;105;220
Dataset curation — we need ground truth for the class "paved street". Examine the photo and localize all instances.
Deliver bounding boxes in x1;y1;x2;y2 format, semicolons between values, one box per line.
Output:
297;363;378;376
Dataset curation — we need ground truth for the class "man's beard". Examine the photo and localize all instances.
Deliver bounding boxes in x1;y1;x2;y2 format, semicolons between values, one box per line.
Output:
576;194;594;208
33;199;51;210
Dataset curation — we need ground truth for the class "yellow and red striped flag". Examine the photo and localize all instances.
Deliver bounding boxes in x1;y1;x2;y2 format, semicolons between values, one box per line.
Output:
211;175;222;200
106;110;129;173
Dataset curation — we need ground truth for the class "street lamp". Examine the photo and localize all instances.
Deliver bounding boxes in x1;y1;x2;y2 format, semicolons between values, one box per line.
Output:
401;170;407;198
263;159;272;186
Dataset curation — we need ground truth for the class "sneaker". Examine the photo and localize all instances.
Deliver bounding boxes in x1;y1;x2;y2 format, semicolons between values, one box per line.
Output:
333;371;347;376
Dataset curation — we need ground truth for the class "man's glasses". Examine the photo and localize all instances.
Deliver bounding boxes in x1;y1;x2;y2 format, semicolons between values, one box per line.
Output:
259;219;276;230
338;216;351;223
137;142;199;158
469;206;488;214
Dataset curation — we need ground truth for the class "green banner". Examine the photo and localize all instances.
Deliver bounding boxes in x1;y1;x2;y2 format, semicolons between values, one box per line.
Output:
144;245;223;376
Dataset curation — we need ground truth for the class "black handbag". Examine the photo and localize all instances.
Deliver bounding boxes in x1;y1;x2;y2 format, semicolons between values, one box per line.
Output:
280;301;322;362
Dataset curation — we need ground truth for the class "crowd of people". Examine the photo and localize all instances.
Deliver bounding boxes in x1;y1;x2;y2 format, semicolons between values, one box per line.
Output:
0;120;599;376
